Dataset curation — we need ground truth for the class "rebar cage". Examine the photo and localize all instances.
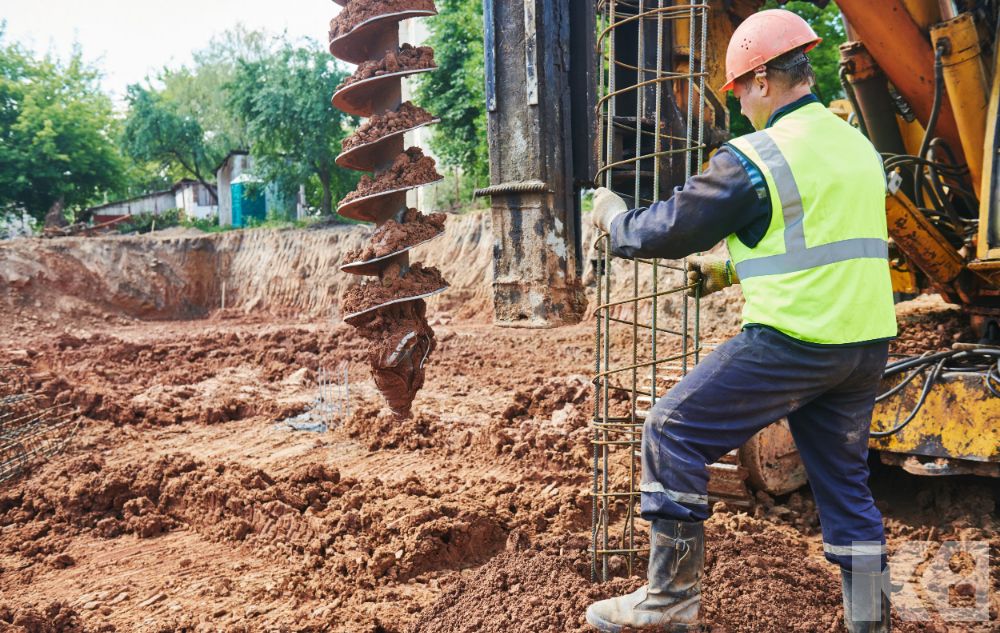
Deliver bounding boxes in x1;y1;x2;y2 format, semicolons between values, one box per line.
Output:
592;0;709;582
1;366;79;485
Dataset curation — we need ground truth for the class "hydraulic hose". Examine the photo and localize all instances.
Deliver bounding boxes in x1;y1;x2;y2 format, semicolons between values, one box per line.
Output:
914;42;947;207
839;64;869;138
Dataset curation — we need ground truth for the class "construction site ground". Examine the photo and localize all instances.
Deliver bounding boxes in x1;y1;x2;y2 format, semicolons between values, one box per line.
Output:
0;219;996;632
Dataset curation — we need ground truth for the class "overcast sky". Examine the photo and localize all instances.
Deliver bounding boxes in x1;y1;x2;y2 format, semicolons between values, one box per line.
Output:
1;0;342;98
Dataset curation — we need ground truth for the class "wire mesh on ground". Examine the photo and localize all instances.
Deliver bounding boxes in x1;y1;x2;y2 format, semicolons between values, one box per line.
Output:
592;0;709;582
0;366;79;485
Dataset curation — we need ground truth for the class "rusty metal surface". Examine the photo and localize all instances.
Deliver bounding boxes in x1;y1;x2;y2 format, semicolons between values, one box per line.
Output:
885;191;966;292
871;370;1000;463
738;419;807;497
484;0;589;328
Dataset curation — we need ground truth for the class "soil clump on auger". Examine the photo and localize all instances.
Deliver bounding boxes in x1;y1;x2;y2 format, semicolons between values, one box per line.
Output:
337;44;435;90
342;147;442;204
342;101;435;151
343;263;447;315
344;209;446;264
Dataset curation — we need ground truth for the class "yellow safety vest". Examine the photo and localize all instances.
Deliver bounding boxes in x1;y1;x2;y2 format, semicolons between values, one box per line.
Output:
726;102;897;345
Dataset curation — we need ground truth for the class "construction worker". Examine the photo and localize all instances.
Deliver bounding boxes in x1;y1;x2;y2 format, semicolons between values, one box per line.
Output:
586;9;896;633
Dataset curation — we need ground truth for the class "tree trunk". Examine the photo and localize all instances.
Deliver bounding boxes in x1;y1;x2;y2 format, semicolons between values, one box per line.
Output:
194;174;218;204
319;171;333;216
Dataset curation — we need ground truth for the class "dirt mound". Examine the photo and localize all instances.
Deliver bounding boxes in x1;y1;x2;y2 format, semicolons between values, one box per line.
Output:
702;512;842;632
4;324;361;427
486;376;592;472
0;602;94;633
1;451;507;592
409;535;638;633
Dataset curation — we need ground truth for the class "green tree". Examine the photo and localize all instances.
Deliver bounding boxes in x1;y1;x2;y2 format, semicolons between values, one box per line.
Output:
228;40;358;215
416;0;488;188
121;84;222;202
0;27;126;222
158;25;274;166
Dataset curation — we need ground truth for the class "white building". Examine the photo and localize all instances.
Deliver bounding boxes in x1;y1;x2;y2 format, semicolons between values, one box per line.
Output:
87;180;217;223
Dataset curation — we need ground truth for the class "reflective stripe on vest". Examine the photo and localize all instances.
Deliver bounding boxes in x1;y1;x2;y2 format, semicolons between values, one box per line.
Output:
734;131;889;280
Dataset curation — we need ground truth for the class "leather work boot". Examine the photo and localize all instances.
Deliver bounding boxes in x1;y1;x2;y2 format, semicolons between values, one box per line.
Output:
586;519;704;632
841;567;891;632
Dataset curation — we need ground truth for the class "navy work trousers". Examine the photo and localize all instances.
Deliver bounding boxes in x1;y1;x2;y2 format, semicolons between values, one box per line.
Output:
640;325;889;571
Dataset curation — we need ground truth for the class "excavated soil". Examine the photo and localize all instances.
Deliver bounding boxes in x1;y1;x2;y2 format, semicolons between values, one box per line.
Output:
329;0;437;39
891;295;976;355
342;102;435;152
343;147;442;203
344;209;446;264
337;45;436;91
0;225;997;632
342;263;448;316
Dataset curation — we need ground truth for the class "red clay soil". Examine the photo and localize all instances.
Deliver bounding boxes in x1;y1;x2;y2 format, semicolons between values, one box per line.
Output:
0;316;996;632
342;101;436;152
344;209;447;264
342;262;447;316
891;305;975;355
336;44;435;91
354;300;437;419
329;0;437;39
343;147;442;203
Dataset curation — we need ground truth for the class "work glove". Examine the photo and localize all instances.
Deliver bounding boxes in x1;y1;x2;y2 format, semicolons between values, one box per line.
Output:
591;187;628;234
686;255;738;297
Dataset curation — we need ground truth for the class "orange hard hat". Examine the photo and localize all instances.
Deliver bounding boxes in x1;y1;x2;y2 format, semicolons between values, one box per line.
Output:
721;9;822;92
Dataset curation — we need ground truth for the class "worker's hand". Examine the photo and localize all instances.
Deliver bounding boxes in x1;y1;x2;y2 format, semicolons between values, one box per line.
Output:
686;255;737;297
591;187;628;234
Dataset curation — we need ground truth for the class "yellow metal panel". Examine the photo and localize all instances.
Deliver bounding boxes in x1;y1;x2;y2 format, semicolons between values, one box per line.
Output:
871;373;1000;461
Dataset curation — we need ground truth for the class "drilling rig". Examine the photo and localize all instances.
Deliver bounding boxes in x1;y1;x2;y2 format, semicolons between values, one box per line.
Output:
480;0;999;579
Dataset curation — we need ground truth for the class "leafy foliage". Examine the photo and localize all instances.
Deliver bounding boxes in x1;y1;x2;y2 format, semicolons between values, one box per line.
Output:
228;41;359;215
121;85;222;202
416;0;488;187
158;26;273;169
0;27;126;223
115;208;182;234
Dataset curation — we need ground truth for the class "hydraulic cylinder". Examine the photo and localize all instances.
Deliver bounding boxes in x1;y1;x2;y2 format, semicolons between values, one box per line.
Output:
930;12;989;199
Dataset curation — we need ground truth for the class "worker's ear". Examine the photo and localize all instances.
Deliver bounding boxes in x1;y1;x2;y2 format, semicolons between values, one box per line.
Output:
753;65;768;97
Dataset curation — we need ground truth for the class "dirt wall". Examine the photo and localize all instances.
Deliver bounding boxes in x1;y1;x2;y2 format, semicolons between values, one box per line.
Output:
0;212;741;337
0;213;493;324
